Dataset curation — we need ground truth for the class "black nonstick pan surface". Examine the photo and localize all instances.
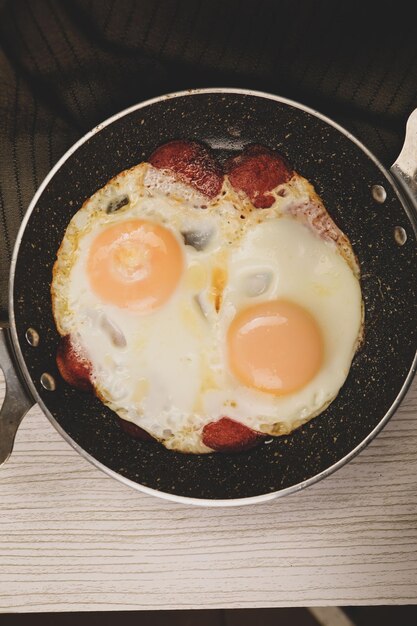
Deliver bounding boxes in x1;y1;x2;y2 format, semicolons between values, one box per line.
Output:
5;89;417;505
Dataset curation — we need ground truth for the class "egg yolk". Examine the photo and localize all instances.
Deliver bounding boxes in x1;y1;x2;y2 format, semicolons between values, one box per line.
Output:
87;219;183;312
227;300;324;394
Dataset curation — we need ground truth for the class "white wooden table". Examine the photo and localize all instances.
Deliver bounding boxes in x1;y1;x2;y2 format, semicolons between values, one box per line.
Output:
1;373;417;613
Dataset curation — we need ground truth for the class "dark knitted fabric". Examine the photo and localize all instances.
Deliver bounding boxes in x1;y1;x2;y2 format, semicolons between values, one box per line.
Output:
1;0;416;318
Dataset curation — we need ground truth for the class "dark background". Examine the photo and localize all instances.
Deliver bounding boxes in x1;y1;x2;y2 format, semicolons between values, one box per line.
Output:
1;0;416;620
1;607;417;625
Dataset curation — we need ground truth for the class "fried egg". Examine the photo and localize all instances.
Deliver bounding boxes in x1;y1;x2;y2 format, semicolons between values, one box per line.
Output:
52;160;363;453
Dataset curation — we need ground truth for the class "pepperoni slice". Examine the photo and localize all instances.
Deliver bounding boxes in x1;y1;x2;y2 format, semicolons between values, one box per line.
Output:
148;139;223;198
202;417;266;453
116;418;155;441
56;335;93;392
226;144;293;208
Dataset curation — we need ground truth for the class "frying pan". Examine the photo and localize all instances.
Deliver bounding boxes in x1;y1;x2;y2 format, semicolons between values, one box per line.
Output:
1;88;416;506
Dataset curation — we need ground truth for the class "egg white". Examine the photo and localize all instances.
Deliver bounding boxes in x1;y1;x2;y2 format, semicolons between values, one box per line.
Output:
52;163;363;453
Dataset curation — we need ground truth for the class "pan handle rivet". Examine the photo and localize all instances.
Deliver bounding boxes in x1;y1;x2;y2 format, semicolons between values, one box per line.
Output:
40;373;56;391
25;328;40;347
371;184;387;203
394;226;407;245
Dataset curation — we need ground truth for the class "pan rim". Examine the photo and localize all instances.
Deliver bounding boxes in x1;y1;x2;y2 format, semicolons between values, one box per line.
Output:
8;86;417;506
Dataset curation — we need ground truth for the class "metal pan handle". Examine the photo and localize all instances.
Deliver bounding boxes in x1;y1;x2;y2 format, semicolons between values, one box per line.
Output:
0;327;34;466
391;108;417;207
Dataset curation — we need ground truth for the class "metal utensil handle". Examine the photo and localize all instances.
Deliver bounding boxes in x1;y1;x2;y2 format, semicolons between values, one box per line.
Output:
391;108;417;208
0;327;34;466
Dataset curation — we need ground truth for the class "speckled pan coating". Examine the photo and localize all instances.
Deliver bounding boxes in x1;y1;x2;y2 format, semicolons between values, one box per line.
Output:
11;91;417;501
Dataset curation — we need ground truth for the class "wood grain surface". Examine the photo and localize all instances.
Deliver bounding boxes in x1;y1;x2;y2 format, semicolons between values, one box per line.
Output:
0;373;417;613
